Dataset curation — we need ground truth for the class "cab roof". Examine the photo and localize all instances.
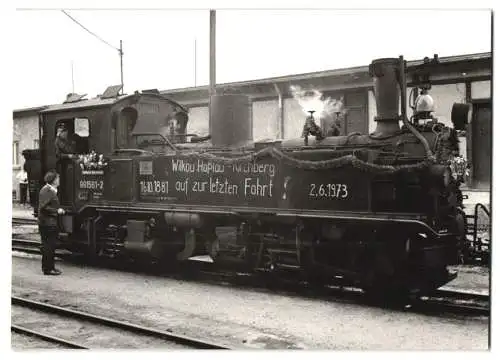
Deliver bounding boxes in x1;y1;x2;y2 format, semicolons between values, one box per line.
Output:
40;92;188;114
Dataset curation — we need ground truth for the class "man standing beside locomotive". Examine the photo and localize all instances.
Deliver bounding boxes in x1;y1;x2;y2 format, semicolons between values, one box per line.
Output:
38;170;65;275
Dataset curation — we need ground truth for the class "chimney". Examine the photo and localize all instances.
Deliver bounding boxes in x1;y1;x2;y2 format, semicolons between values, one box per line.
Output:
369;58;402;137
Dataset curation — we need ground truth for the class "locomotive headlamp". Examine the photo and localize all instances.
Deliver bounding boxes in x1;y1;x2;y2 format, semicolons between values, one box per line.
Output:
415;91;435;113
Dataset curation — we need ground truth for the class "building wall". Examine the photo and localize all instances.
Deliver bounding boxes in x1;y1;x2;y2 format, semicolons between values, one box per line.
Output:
429;83;466;127
283;97;305;139
252;99;279;141
368;83;466;132
469;80;492;190
186;97;340;141
186;106;209;136
471;80;490;99
12;113;39;199
283;90;363;140
367;90;377;133
463;80;491;162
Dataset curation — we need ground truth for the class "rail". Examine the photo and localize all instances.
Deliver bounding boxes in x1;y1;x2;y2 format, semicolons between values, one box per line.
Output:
12;296;232;349
417;289;489;317
12;217;37;225
11;325;88;349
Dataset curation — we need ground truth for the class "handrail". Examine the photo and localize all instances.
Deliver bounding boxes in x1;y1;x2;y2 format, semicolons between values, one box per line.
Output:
473;203;491;247
112;149;153;156
475;203;490;217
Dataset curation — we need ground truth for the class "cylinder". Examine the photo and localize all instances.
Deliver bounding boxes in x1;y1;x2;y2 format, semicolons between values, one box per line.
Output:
370;58;401;121
164;212;204;228
210;94;253;148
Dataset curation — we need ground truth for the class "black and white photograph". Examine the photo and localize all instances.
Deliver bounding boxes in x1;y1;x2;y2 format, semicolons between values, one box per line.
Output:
4;0;494;353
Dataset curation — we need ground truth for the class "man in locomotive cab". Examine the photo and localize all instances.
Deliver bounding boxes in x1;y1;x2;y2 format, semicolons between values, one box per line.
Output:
55;123;76;156
168;117;177;141
166;111;188;144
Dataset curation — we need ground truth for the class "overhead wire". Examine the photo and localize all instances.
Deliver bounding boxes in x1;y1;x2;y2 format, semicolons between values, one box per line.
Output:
60;10;120;52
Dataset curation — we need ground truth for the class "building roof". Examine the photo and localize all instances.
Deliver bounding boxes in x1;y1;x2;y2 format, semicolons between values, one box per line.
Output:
13;105;48;117
165;52;491;93
13;52;491;114
161;52;491;103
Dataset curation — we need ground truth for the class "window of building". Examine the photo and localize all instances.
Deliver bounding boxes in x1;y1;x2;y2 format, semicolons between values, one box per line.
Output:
12;141;19;166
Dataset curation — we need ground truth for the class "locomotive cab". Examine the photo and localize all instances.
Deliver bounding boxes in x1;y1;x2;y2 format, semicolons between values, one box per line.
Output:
36;87;188;212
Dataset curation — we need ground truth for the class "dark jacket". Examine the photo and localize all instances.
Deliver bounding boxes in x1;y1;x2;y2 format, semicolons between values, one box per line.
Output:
55;136;75;157
38;184;60;227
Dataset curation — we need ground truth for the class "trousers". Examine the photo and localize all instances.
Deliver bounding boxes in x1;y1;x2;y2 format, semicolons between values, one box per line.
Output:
39;225;58;272
20;183;28;204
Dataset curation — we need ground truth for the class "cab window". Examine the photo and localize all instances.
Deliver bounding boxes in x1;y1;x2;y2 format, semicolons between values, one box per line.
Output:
75;118;90;137
55;117;90;154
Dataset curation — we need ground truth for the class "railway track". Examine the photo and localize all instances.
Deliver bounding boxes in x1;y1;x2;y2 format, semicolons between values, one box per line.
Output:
12;237;51;256
11;235;490;318
417;289;490;317
12;217;38;226
12;236;81;259
11;296;232;349
12;325;87;349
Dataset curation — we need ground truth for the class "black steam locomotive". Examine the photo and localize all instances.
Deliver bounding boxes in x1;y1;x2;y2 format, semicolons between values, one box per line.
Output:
22;56;472;296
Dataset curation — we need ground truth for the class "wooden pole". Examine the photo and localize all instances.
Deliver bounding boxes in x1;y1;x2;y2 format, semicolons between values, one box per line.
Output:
194;38;197;87
209;10;216;132
71;60;75;93
119;40;124;94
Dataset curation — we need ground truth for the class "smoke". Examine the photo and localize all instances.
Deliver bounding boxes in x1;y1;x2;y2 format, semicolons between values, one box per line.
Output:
290;85;345;120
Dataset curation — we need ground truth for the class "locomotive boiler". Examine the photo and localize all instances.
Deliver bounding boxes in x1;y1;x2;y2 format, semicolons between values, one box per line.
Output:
23;55;472;297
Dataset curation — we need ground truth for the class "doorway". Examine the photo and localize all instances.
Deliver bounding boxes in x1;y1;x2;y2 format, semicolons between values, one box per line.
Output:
470;100;492;189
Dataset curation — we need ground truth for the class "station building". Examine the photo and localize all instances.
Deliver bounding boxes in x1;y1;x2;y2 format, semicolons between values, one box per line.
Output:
12;106;46;201
12;52;492;205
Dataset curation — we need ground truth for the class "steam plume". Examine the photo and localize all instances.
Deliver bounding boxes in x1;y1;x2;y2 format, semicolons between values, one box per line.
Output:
290;85;345;119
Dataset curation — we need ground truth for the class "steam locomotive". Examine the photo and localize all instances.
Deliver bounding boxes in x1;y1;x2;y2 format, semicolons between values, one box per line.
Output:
22;55;472;296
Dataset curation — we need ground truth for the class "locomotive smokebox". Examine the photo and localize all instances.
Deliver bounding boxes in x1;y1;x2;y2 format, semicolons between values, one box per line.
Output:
210;94;253;148
369;58;401;137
